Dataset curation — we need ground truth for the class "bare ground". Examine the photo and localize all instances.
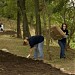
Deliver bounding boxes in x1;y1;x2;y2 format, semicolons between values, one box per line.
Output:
0;50;74;75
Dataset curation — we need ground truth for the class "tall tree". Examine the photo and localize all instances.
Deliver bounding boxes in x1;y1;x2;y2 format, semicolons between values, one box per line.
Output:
67;0;75;48
22;0;30;38
17;0;21;38
18;0;31;39
34;0;41;35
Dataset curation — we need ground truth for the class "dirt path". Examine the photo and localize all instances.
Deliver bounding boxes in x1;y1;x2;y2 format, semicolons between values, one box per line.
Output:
0;50;73;75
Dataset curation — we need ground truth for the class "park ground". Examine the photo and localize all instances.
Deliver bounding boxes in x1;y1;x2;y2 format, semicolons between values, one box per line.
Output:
0;35;75;75
0;18;75;75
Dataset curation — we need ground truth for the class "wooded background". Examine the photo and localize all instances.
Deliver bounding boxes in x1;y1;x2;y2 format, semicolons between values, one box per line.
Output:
0;0;75;50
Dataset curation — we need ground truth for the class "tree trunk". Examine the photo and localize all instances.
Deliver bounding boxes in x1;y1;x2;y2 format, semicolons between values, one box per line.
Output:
42;0;52;60
67;4;75;49
43;0;46;27
30;14;34;27
63;2;66;23
23;12;30;38
18;0;31;39
67;25;75;49
17;0;21;38
46;13;52;60
66;1;75;50
34;0;41;35
22;0;31;39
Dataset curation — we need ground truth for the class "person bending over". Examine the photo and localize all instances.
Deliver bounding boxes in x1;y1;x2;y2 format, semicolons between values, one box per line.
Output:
23;35;44;60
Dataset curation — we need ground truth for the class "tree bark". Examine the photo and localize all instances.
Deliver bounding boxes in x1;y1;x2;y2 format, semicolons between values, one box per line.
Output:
63;2;66;23
18;0;31;39
67;2;75;49
34;0;41;35
22;0;31;38
17;0;21;38
30;14;34;27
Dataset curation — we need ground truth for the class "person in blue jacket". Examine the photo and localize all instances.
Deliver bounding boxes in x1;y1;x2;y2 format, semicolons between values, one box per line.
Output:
23;35;44;60
58;23;69;59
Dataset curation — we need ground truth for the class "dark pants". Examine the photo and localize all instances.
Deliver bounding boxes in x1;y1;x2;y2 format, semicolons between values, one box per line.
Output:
58;41;66;58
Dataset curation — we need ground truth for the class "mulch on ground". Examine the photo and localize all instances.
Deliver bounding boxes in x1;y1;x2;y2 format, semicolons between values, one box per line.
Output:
0;50;74;75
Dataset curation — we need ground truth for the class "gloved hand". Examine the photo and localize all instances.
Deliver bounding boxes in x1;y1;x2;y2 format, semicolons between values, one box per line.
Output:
26;54;30;58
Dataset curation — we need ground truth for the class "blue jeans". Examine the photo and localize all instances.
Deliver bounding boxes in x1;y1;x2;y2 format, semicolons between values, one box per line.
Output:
58;41;66;58
34;42;44;60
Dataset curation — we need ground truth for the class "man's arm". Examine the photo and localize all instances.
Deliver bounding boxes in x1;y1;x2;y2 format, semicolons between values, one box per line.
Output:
27;48;32;58
27;46;36;58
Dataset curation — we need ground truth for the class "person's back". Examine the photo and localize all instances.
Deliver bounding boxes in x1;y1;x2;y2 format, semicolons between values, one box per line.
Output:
28;35;44;48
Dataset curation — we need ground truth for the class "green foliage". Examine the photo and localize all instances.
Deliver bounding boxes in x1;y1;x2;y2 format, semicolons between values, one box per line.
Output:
45;0;54;3
0;0;7;7
53;0;69;13
0;0;17;19
26;0;35;15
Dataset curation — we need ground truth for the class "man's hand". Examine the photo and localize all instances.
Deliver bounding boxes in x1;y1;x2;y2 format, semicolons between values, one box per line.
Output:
27;54;30;58
26;48;34;58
